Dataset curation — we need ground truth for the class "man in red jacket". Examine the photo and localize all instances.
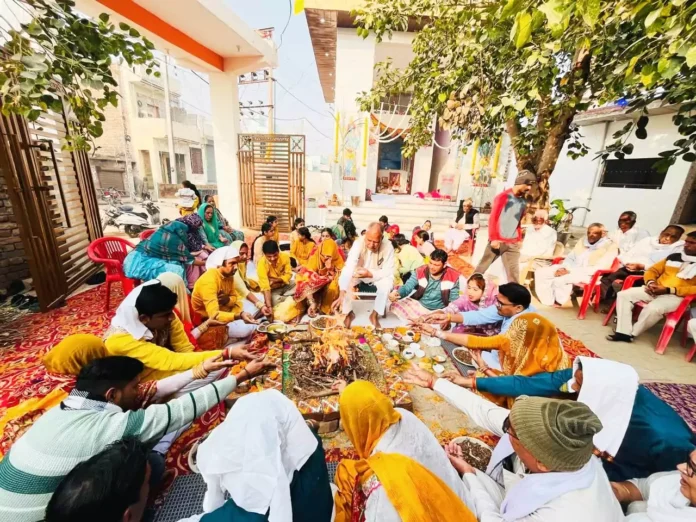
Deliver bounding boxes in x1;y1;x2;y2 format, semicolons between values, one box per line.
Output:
474;171;536;283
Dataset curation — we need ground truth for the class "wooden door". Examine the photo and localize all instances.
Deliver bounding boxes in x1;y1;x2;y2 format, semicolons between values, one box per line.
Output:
238;134;305;232
0;107;102;310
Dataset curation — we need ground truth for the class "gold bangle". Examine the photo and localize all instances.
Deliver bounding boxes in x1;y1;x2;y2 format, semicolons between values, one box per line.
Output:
198;322;209;334
446;312;452;323
255;301;264;310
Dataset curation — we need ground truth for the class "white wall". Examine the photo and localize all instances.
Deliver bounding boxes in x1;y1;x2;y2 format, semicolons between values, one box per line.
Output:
550;113;689;234
412;146;434;193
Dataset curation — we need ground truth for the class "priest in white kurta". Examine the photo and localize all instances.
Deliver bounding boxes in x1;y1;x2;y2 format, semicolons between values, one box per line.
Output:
334;222;395;327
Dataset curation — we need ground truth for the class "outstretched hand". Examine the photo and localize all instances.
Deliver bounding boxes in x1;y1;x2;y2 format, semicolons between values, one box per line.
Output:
244;356;276;378
403;362;435;389
444;441;476;475
202;354;235;373
227;345;261;362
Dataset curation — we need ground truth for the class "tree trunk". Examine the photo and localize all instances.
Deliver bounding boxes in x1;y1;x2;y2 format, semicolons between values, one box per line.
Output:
508;107;576;210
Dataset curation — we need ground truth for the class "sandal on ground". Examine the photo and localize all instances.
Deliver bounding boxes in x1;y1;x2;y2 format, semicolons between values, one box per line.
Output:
605;333;633;343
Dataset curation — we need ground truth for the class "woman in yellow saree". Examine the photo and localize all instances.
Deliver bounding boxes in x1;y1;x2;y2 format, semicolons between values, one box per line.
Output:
334;381;476;522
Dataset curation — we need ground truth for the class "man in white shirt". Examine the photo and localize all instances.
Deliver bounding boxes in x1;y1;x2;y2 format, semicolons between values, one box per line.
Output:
535;223;618;306
609;211;651;254
333;222;395;328
402;366;624;522
600;225;685;304
519;210;558;283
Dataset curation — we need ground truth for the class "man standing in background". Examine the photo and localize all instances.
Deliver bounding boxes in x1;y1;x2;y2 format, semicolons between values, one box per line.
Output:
474;171;536;283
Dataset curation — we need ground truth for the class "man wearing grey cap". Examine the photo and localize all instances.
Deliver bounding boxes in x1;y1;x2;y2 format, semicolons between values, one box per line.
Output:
474;170;536;283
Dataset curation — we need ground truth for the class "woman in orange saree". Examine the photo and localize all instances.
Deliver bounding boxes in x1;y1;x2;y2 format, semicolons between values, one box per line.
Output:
294;238;344;317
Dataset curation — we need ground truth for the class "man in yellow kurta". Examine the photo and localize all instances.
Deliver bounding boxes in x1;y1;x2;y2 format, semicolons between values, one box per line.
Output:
104;280;251;381
257;240;295;321
192;246;259;348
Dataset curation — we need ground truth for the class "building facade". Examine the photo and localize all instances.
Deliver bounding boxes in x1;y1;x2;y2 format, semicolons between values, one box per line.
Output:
92;63;217;196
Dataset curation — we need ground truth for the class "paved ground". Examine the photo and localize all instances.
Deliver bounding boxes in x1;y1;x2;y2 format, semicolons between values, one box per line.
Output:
538;300;696;384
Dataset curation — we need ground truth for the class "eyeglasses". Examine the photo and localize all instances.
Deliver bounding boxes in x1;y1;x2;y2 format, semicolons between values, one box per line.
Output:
502;417;518;440
496;298;511;309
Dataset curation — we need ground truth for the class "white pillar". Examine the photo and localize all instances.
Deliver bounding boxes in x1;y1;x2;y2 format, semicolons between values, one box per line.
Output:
209;71;242;229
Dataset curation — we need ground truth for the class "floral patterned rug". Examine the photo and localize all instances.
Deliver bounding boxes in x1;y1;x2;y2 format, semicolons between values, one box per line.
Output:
643;382;696;432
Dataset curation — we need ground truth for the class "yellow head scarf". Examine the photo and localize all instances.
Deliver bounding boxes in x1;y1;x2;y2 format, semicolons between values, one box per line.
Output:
500;312;570;377
307;238;344;272
334;381;476;522
231;240;248;281
157;272;192;324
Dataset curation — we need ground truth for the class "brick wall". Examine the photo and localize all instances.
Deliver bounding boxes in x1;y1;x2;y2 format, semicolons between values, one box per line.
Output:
0;174;30;290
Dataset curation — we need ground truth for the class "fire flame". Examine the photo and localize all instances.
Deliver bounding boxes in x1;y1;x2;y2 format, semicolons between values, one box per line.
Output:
311;328;352;374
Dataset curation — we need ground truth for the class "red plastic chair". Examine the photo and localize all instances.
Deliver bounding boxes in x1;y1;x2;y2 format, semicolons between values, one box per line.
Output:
139;228;156;241
87;237;137;311
603;275;696;355
602;275;644;326
550;257;621;319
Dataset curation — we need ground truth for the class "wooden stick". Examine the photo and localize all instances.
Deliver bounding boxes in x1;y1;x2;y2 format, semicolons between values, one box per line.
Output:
305;389;339;398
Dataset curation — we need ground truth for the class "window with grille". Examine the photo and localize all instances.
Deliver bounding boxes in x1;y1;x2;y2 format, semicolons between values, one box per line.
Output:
190;147;203;175
599;158;667;190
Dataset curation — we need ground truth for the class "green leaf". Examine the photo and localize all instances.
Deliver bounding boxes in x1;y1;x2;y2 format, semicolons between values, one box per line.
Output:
99;13;109;23
129;27;140;38
577;0;600;27
512;11;533;49
687;46;696;68
538;0;563;26
683;152;696;162
657;57;681;79
118;22;130;31
644;8;661;28
438;92;447;103
513;99;528;111
671;0;687;6
501;0;524;19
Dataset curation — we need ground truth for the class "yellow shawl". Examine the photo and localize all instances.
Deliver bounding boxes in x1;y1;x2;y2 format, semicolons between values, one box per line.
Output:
334;381;476;522
307;238;344;272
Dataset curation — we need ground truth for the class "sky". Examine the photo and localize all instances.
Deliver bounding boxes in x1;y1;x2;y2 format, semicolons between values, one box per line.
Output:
225;0;335;157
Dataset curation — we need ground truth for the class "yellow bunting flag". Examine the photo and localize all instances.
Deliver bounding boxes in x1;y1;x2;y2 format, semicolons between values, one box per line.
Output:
294;0;305;15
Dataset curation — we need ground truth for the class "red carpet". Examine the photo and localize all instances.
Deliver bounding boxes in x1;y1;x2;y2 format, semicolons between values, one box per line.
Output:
0;284;225;482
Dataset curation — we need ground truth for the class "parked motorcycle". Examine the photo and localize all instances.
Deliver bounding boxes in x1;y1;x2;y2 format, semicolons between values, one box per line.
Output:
101;198;169;238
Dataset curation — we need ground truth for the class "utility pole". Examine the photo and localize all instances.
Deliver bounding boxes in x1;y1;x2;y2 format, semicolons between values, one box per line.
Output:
267;68;275;134
163;52;177;185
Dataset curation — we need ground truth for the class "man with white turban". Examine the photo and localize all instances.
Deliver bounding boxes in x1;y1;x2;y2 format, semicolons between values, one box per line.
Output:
192;246;259;349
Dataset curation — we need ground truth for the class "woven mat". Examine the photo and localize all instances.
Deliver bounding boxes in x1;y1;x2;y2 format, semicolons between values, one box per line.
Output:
154;459;342;522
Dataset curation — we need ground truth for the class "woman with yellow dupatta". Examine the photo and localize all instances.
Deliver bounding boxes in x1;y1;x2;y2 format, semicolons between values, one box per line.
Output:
418;313;570;407
334;381;476;522
297;238;343;316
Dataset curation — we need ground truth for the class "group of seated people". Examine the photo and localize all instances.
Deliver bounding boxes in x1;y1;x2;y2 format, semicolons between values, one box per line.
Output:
23;365;696;521
2;203;695;521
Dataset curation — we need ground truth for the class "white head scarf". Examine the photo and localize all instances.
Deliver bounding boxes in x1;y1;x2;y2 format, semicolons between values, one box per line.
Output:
205;246;240;270
569;356;639;457
110;280;161;340
196;389;318;521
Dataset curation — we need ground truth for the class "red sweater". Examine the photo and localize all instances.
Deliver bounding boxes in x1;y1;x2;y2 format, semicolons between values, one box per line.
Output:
488;189;526;243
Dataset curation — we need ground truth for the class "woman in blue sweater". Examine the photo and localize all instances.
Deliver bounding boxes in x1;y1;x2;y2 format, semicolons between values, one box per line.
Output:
447;356;695;482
